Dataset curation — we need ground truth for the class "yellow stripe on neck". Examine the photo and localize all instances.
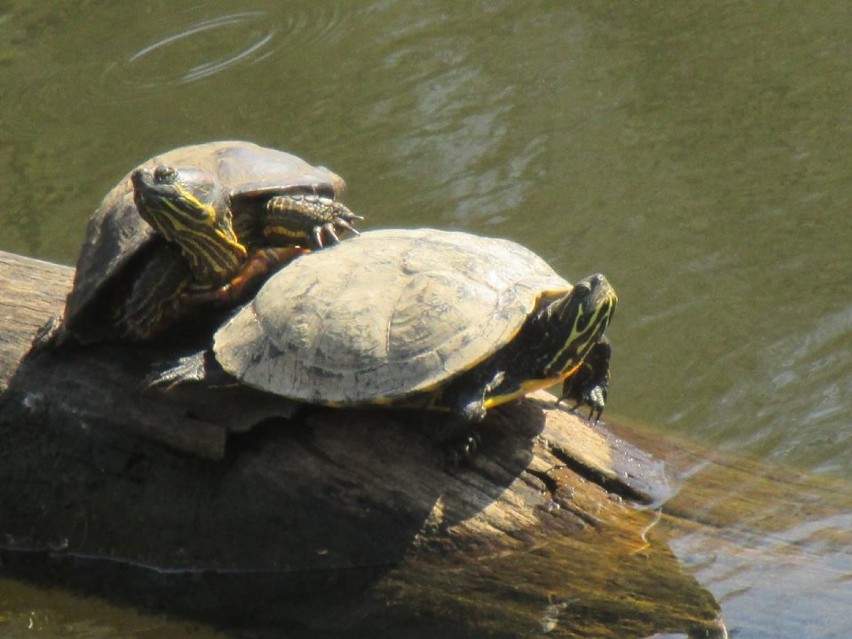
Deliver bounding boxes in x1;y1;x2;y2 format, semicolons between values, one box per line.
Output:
482;361;582;409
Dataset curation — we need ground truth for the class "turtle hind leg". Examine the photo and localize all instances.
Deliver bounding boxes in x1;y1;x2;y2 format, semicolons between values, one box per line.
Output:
438;370;505;465
438;409;483;467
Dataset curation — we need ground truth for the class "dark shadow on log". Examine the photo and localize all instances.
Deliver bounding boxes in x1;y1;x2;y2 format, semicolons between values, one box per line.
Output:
1;371;727;637
1;341;545;574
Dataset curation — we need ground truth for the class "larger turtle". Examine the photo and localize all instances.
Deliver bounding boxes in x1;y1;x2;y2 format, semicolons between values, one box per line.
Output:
152;228;617;450
61;141;361;343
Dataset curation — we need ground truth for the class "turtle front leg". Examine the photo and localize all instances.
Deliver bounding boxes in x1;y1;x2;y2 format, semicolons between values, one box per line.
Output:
181;246;310;308
264;194;363;248
557;339;612;422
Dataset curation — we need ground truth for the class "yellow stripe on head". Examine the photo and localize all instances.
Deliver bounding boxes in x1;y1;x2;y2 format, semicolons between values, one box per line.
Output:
133;165;248;285
543;275;616;377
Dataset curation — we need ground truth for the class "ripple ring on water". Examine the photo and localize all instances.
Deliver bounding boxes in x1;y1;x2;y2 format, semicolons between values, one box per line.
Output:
127;12;275;85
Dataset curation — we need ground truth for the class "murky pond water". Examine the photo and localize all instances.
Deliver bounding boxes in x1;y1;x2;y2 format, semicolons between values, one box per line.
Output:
1;1;849;637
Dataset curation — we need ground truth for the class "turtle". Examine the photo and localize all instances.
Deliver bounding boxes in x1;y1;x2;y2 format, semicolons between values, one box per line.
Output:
150;228;617;453
60;141;361;344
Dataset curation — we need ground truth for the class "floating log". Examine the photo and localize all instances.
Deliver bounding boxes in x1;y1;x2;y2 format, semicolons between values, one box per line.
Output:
0;250;726;638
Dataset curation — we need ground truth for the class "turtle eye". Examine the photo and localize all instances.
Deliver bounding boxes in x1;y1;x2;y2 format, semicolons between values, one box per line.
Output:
189;203;216;222
573;281;591;296
153;165;177;184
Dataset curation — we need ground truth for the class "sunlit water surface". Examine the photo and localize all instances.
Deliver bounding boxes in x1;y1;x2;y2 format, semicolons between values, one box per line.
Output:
0;1;849;637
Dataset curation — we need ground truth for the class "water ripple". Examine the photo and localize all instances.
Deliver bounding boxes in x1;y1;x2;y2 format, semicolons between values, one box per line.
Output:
275;2;347;51
122;11;275;87
115;4;349;89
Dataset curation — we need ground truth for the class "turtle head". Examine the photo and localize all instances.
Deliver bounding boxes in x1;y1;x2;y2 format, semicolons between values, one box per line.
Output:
542;273;617;377
132;165;247;285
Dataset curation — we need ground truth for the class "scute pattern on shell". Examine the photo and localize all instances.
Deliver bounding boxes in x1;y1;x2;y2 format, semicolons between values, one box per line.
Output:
214;228;571;404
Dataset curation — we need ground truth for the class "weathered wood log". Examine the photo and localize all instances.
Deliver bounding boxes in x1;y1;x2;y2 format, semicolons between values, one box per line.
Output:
0;250;727;638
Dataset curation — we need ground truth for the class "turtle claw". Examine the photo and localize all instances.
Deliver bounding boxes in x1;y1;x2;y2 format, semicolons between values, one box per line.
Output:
326;204;363;240
439;398;487;466
323;223;341;245
335;219;361;236
267;194;362;249
585;386;607;423
144;351;208;390
311;226;325;248
556;384;607;424
333;203;363;224
310;222;341;248
442;432;482;466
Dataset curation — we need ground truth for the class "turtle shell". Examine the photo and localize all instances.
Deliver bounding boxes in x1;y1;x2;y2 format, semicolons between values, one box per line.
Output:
213;228;572;404
64;141;346;335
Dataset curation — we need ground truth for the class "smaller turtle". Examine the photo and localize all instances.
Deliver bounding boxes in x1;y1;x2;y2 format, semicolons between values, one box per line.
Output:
149;229;617;455
58;141;361;344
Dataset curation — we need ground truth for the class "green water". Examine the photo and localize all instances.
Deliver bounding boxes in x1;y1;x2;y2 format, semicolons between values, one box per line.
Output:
1;1;849;637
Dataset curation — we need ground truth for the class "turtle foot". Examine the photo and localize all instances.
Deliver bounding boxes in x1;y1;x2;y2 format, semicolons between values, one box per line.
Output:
441;431;482;467
556;386;607;424
144;351;209;390
25;315;67;358
266;195;363;249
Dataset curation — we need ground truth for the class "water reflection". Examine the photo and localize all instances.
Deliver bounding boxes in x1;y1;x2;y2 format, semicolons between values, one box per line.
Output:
359;5;557;230
0;495;728;639
650;423;852;639
713;303;852;474
669;513;852;639
0;577;227;638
